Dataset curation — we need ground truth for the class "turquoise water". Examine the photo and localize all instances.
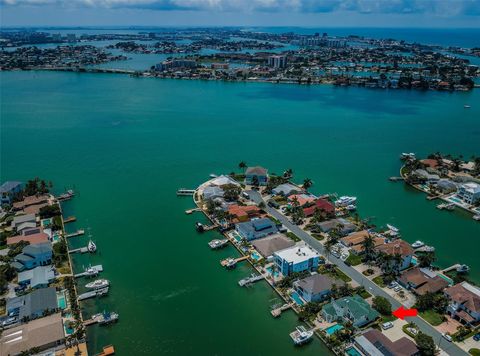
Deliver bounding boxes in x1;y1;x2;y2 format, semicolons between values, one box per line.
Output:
57;291;67;309
266;266;280;278
325;324;344;336
1;70;479;355
346;347;363;356
290;291;305;306
251;251;262;261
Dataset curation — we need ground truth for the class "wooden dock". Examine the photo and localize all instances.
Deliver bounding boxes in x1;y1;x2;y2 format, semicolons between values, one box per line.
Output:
65;229;85;238
95;345;115;356
220;255;248;267
74;265;103;278
64;216;77;224
389;176;404;181
177;188;195;196
271;303;292;318
203;224;219;231
185;208;201;214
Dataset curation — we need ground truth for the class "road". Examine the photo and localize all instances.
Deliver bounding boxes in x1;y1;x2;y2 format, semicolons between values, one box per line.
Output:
247;189;467;356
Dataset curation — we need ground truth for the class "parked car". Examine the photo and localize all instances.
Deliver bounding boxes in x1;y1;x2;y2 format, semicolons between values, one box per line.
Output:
442;333;453;342
381;322;394;330
473;333;480;341
394;286;402;292
242;192;250;199
267;199;279;208
388;282;398;289
2;317;17;327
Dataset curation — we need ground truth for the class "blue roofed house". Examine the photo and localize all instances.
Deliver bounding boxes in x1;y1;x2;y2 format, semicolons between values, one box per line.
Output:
0;181;23;205
12;242;53;271
235;218;278;241
245;166;268;186
6;287;58;321
18;266;56;289
321;295;379;328
293;274;345;303
274;245;320;277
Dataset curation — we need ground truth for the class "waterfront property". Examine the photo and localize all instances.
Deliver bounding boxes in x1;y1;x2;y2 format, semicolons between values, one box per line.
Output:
375;239;413;271
7;231;50;245
340;230;386;254
11;242;53;271
457;182;480;205
6;287;58;320
445;282;480;326
13;194;51;215
354;329;419;356
0;313;64;356
228;204;261;223
398;267;450;296
321;295;379;328
272;183;301;196
317;218;357;235
273;244;320;276
245;166;268;186
17;265;56;289
0;180;23;205
303;199;335;218
11;213;36;231
235;218;278;241
202;186;225;201
293;273;345;303
251;233;295;259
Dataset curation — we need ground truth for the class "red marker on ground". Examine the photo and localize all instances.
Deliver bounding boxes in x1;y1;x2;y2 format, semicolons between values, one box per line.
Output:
392;306;418;320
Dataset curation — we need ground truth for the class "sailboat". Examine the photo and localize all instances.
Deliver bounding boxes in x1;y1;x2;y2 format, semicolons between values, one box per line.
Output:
87;227;97;253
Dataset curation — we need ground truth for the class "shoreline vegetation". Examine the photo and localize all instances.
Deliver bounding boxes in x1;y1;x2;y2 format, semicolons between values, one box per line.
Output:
187;162;480;356
2;28;479;92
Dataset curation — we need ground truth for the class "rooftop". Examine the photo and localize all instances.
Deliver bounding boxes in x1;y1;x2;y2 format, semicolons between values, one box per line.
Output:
445;282;480;313
294;273;345;294
375;239;413;257
356;328;419;356
8;232;49;246
0;181;22;193
6;287;57;320
245;166;268;175
251;233;296;257
274;244;319;264
399;267;449;295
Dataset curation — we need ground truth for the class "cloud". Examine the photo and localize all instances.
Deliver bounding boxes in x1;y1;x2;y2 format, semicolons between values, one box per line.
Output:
1;0;480;16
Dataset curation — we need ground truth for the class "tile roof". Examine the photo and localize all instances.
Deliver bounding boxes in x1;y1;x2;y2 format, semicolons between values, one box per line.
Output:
445;282;480;313
7;232;50;246
251;233;295;257
294;273;345;295
375;239;413;257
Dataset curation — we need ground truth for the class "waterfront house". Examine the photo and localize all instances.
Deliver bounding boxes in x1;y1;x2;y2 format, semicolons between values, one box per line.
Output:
202;186;224;201
445;282;480;326
273;244;320;276
412;169;440;183
6;287;58;320
398;267;449;296
354;329;419;356
303;199;335;218
228;204;261;223
251;233;295;258
437;179;457;193
12;242;53;271
210;175;240;187
18;265;55;289
293;274;345;303
375;239;413;271
288;194;316;207
272;183;301;196
317;218;357;235
457;182;480;205
340;230;385;254
0;313;64;356
245;166;268;186
0;181;23;205
11;213;36;231
235;218;278;241
8;231;49;246
13;194;50;214
321;295;379;327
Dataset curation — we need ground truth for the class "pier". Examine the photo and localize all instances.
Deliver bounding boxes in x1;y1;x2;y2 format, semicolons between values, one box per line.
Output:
177;188;196;196
84;312;119;326
271;303;293;318
64;216;77;223
389;176;404;181
78;287;109;301
66;229;85;238
69;246;92;254
238;273;265;287
74;265;103;278
56;190;75;201
185;208;201;214
220;255;249;268
442;264;462;273
95;345;116;356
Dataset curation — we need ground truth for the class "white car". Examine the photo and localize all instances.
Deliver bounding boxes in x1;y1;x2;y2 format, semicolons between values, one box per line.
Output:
394;286;402;292
381;322;394;330
442;333;453;342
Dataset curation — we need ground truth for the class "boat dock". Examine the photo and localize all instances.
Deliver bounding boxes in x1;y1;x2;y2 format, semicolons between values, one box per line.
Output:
177;188;196;196
65;229;85;238
78;287;109;301
56;190;75;201
84;312;119;326
185;208;201;214
74;265;103;278
414;246;435;253
64;216;77;223
238;273;265;287
426;195;440;201
271;303;292;318
208;239;229;250
220;255;248;267
203;224;219;231
69;246;91;254
442;264;463;273
95;345;115;356
389;176;404;181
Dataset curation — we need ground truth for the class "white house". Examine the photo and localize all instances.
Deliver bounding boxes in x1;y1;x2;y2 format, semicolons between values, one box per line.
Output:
273;244;320;276
457;182;480;205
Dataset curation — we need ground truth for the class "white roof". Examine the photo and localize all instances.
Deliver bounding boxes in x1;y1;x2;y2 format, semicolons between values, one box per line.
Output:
274;244;319;263
461;182;480;193
462;282;480;297
210;175;240;187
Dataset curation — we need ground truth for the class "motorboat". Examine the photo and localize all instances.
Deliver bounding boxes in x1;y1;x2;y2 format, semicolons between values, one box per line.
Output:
473;215;480;221
346;204;357;211
437;203;455;211
84;266;99;277
400;152;416;160
411;240;425;249
335;196;357;206
386;224;399;233
208;239;228;249
290;326;314;345
195;222;204;232
456;264;470;273
85;279;110;289
87;240;97;253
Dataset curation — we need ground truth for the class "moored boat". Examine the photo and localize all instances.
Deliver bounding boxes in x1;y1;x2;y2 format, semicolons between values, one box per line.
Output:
411;240;425;249
400;152;416;160
208;239;228;249
456;264;470;273
87;239;97;253
86;279;110;289
290;326;314;345
473;215;480;221
335;196;357;206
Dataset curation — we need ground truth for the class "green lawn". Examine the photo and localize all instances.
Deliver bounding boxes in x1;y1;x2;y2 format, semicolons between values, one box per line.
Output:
419;310;445;326
372;276;386;287
286;232;301;242
469;348;480;356
345;253;362;266
381;314;397;323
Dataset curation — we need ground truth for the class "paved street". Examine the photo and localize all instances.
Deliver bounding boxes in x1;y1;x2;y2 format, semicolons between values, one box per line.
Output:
247;189;467;356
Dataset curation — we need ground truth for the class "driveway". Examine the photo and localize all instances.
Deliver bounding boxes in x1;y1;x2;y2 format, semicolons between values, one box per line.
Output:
247;189;468;356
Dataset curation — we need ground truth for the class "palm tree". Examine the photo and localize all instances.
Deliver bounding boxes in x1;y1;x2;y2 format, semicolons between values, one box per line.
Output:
361;235;376;264
303;178;313;191
238;161;247;172
283;168;293;179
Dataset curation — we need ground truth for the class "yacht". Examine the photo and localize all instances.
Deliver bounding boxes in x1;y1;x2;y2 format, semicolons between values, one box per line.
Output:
225;258;237;269
335;196;357;206
457;264;470;273
208;239;228;249
87;240;97;253
290;326;314;345
473;215;480;221
346;204;357;211
195;222;205;232
437;203;455;211
85;279;110;289
92;311;119;325
423;245;435;252
400;153;416;160
84;266;99;277
411;240;425;249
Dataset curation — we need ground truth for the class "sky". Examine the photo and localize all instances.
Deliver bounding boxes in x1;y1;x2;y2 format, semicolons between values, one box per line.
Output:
1;0;480;28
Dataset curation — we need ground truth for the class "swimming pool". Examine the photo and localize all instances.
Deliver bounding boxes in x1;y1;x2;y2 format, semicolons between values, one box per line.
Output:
64;321;74;335
346;347;362;356
411;256;418;265
57;291;67;309
250;251;262;261
266;266;280;278
325;324;343;336
41;218;52;227
290;291;305;306
437;273;454;286
232;232;242;242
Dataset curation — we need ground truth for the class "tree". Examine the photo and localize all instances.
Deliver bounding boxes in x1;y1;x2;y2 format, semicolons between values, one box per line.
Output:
372;296;392;315
223;184;241;202
418;252;436;268
283;168;293;179
361;235;376;264
415;332;436;356
303;178;313;191
238;161;247;172
251;175;259;187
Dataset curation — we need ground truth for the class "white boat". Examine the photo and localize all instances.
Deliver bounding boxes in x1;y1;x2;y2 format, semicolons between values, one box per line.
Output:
208;239;228;249
457;264;470;273
335;196;357;206
423;245;435;252
290;326;314;345
400;152;416;160
87;240;97;253
473;215;480;221
84;266;99;277
437;203;455;211
346;204;357;211
209;173;218;178
85;279;110;289
411;240;425;248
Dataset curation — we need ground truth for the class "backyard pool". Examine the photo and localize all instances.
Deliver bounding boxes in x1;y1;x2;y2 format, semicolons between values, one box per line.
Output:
57;291;67;310
266;266;280;278
290;291;305;306
250;251;262;261
325;324;344;336
232;232;242;243
346;347;362;356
